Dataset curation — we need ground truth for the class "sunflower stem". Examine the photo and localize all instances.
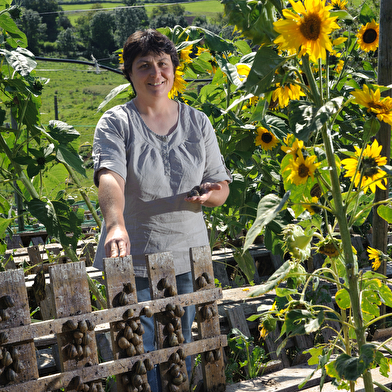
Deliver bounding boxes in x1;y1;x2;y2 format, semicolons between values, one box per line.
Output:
321;124;374;392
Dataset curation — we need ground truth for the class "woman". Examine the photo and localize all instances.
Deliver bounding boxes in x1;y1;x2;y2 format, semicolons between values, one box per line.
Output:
93;29;231;391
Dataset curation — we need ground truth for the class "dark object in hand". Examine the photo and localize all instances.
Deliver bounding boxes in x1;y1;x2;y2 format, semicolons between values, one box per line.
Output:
187;185;207;197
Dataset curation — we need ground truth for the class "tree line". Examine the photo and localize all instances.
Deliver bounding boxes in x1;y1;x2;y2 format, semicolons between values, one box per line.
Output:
15;0;232;63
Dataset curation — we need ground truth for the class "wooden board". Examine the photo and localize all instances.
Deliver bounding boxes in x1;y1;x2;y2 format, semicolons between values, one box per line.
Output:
49;262;102;391
146;252;189;392
104;256;149;392
0;269;39;388
191;245;226;392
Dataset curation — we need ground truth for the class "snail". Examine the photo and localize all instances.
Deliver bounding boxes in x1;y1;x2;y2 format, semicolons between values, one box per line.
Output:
169;352;180;364
168;333;179;347
83;345;92;358
143;383;152;392
123;308;135;320
170;364;181;377
202;272;213;284
86;319;95;331
0;295;15;309
169;384;180;392
131;374;143;388
2;350;13;367
126;343;136;357
165;285;177;297
82;333;93;346
116;321;126;331
124;282;135;294
73;330;84;340
124;325;134;340
172;318;181;331
177;348;186;360
131;334;142;346
172;372;185;386
65;319;78;331
187;185;207;198
205;351;214;363
176;331;185;344
144;358;154;371
142;306;153;318
118;337;131;350
5;367;17;382
9;346;19;360
76;344;84;357
135;323;145;336
13;359;25;373
202;305;213;320
0;309;10;321
174;305;185;318
166;303;176;312
75;337;83;346
79;320;88;334
197;275;208;289
214;349;221;361
128;319;138;331
118;292;130;306
65;344;78;359
165;323;175;334
135;359;147;375
158;277;170;290
135;343;144;355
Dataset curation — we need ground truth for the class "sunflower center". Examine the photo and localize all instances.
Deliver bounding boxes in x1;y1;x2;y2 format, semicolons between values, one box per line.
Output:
369;102;384;111
261;132;273;144
362;157;379;177
363;29;377;44
299;13;322;41
298;163;310;178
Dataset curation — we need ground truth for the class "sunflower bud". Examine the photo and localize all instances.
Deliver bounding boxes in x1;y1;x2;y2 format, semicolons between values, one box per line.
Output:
282;224;312;262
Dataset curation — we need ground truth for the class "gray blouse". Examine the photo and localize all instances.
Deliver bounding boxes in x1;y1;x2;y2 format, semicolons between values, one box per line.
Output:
93;100;231;276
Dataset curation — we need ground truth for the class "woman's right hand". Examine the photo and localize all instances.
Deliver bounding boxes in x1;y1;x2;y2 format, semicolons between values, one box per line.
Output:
104;225;130;258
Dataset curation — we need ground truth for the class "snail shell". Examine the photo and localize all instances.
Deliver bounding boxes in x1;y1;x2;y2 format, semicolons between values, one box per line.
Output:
13;359;25;373
135;359;147;375
90;383;98;392
5;367;17;382
135;343;144;355
9;346;19;361
0;331;8;344
116;321;126;331
123;308;134;320
176;331;185;344
124;282;135;294
126;343;136;357
75;337;83;346
83;333;93;346
118;292;130;306
144;358;154;371
2;350;13;367
165;285;177;297
177;348;186;360
118;337;131;350
131;334;142;346
197;276;208;289
168;333;179;347
172;374;183;386
143;306;153;318
202;272;213;284
0;308;10;321
86;319;95;331
205;351;214;363
174;305;185;318
124;325;134;340
170;364;181;377
1;295;15;308
73;331;84;340
76;344;84;357
78;320;88;333
166;303;176;312
202;306;213;320
65;319;78;331
131;374;143;388
169;352;180;364
214;349;221;361
96;384;104;392
128;320;138;331
135;323;145;336
165;323;175;334
181;371;188;383
66;344;78;359
143;383;152;392
159;277;170;290
83;345;92;358
172;318;181;331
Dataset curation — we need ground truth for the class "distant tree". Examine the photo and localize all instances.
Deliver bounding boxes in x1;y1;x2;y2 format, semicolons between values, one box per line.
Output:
58;13;72;30
123;0;137;6
151;4;185;19
89;11;116;59
22;0;63;42
56;27;78;57
17;8;47;54
150;14;188;29
113;6;149;48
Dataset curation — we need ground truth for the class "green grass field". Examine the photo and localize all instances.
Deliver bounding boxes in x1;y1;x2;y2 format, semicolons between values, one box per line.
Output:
62;0;224;25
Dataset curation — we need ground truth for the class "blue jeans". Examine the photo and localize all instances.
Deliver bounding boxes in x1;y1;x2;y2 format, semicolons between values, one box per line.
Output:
135;272;196;392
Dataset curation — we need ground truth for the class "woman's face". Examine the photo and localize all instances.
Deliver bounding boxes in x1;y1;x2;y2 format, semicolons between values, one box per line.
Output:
129;52;175;100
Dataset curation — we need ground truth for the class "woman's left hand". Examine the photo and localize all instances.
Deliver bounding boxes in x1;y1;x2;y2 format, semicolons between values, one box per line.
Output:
185;181;229;207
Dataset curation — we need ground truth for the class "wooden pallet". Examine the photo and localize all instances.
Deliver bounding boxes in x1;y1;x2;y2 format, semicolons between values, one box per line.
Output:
0;245;226;392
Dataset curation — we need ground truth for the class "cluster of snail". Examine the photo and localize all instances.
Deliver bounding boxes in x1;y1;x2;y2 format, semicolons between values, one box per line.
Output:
121;358;153;392
196;272;213;289
115;317;145;357
63;319;96;360
167;348;188;392
117;282;136;307
69;375;104;392
204;349;221;364
158;278;177;298
0;295;15;323
162;304;185;348
0;346;24;384
200;304;217;321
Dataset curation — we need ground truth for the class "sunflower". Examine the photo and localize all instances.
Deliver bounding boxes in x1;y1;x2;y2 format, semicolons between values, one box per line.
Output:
351;85;392;126
330;0;347;10
236;64;251;81
118;50;124;64
357;20;379;52
284;149;320;185
318;239;341;258
180;45;193;64
281;135;304;157
341;139;387;193
255;127;279;150
273;0;339;63
335;59;344;73
368;246;382;270
168;69;187;99
302;195;319;215
272;83;305;109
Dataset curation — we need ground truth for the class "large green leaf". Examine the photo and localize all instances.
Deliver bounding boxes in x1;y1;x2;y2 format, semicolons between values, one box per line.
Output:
233;249;256;284
379;284;392;308
377;205;392;224
250;261;290;297
334;344;376;381
0;217;12;238
47;120;81;144
0;12;27;48
243;191;290;252
335;288;350;310
244;47;286;96
186;26;235;53
0;47;35;76
56;145;86;177
96;83;131;112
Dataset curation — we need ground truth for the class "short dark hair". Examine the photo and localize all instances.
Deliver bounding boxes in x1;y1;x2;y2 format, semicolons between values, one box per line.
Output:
121;29;180;83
